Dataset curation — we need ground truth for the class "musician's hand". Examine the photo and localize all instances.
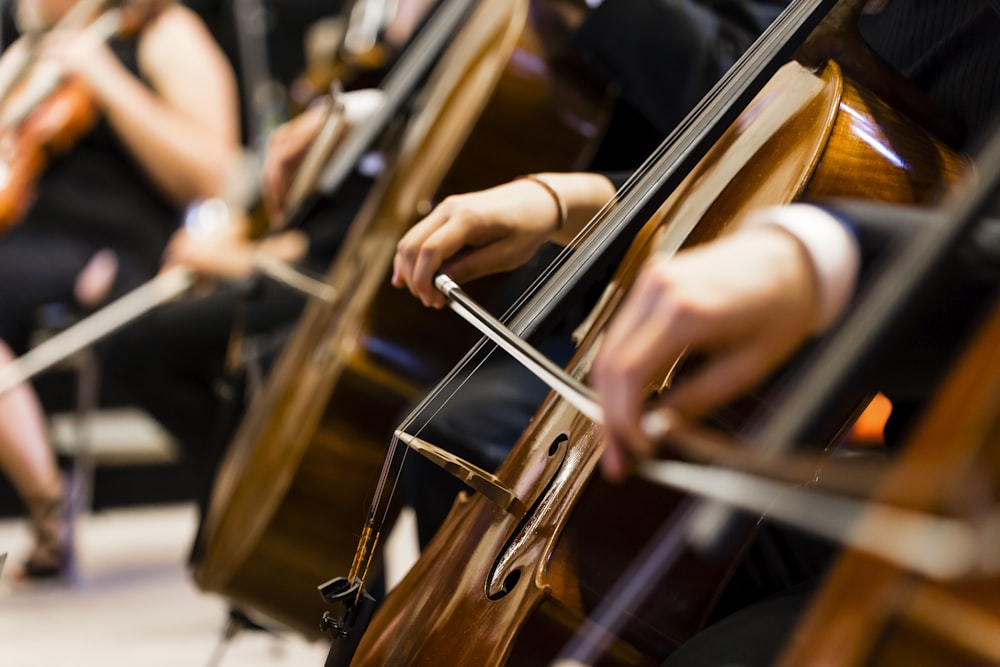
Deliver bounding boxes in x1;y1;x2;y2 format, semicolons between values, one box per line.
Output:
41;30;121;92
590;227;822;481
391;179;566;309
262;89;383;228
262;103;329;229
161;227;257;279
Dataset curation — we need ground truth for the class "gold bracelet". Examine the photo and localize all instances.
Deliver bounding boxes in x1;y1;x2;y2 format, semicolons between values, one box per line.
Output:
517;174;567;230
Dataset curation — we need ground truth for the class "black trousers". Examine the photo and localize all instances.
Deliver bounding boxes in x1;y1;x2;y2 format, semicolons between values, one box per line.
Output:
102;276;308;499
0;227;153;352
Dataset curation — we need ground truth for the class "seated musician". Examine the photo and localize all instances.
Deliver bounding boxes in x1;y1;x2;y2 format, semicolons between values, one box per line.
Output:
0;0;239;580
98;0;437;525
391;0;1000;662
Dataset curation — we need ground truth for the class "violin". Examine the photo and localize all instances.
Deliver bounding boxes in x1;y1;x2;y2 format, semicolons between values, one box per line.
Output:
0;0;169;231
333;0;971;664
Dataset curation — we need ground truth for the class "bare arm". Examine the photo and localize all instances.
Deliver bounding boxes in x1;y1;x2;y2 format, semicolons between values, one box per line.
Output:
392;172;616;308
43;5;240;204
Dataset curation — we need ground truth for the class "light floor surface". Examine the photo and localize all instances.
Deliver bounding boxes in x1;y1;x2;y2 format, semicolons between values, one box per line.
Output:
0;503;419;667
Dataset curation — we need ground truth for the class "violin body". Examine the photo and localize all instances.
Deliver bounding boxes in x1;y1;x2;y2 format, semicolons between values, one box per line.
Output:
0;76;99;230
348;57;964;666
193;0;615;638
0;0;169;232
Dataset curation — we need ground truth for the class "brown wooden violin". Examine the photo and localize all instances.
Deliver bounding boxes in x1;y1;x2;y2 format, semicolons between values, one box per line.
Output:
0;0;169;231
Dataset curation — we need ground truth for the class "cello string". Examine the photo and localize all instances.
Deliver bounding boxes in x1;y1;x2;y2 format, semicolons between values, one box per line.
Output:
381;0;829;472
388;0;837;441
384;0;811;434
484;0;840;331
560;66;1000;667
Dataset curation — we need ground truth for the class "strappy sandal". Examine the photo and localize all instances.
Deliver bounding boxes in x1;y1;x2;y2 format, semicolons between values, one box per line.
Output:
20;492;72;580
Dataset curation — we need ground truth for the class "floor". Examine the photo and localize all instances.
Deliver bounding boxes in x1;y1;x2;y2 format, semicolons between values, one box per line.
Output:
0;503;419;667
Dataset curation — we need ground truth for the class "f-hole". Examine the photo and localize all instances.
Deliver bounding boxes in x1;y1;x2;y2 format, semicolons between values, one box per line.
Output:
549;433;567;457
485;432;570;600
487;569;522;600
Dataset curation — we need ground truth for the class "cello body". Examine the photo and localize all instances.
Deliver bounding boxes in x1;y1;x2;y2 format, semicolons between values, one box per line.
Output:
349;56;964;666
193;0;614;637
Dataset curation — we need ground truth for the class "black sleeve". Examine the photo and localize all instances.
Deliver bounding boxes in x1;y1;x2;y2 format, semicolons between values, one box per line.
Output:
573;0;788;134
823;199;1000;288
819;199;1000;443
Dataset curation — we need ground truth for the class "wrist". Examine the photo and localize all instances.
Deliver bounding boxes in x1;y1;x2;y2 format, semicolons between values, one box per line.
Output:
739;203;860;332
516;174;568;232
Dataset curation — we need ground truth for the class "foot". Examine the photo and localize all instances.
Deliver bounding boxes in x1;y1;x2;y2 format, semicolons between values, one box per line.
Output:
17;492;73;581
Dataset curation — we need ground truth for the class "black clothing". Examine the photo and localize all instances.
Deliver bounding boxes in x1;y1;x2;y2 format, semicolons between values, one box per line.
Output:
575;0;787;137
20;39;176;269
580;0;787;171
859;0;1000;144
0;24;178;352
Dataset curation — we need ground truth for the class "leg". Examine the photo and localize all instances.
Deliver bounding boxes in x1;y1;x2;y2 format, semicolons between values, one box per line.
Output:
0;339;66;575
102;278;308;508
0;230;103;576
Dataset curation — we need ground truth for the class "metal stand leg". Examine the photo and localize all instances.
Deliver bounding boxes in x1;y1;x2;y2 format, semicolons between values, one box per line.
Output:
202;607;285;667
64;346;100;581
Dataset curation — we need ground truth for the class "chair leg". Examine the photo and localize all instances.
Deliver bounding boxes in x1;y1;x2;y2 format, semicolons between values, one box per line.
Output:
63;347;100;580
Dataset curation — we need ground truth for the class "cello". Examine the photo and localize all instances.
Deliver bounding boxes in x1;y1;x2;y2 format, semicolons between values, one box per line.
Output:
193;0;616;638
338;0;970;664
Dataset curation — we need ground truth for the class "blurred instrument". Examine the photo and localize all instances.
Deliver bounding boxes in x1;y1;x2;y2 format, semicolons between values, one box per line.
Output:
0;0;169;230
193;0;615;640
288;0;400;114
776;109;1000;667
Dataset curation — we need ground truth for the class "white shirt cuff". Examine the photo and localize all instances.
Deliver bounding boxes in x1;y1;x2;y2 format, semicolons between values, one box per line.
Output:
739;203;861;332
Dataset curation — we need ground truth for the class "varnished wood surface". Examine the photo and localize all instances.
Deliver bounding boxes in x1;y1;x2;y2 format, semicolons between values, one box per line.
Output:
350;58;965;666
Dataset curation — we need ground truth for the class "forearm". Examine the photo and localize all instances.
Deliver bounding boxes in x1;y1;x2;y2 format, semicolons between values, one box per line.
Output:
526;172;618;246
87;61;237;203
